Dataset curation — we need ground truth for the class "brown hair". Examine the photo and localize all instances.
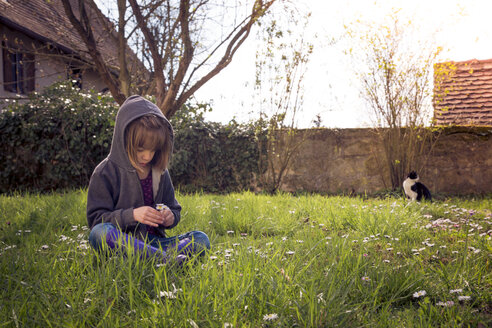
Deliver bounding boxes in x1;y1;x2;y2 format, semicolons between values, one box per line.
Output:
124;115;171;172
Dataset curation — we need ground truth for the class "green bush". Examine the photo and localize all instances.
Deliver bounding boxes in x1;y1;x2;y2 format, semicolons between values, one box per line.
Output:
170;103;265;193
0;82;117;193
0;83;264;193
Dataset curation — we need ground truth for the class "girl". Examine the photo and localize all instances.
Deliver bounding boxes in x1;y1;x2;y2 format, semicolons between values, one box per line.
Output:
87;95;210;263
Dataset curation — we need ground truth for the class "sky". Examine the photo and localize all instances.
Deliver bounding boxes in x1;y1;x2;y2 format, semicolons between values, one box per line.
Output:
194;0;492;128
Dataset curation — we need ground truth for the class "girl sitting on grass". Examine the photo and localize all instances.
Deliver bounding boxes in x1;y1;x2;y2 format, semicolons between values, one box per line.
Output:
87;95;210;263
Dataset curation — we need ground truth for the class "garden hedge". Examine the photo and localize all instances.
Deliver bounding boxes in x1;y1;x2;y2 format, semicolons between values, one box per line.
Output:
0;82;264;194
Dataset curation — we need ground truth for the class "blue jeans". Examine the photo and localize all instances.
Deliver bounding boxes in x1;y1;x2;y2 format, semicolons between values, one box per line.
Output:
89;222;210;256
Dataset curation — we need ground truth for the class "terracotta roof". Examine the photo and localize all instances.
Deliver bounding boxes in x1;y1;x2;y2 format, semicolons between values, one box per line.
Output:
0;0;120;69
433;58;492;127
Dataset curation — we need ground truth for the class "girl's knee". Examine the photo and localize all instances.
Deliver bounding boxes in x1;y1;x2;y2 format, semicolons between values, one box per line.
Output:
89;223;117;251
189;231;211;250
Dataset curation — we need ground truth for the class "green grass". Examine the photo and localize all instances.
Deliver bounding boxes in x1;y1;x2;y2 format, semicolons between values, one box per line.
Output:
0;191;490;327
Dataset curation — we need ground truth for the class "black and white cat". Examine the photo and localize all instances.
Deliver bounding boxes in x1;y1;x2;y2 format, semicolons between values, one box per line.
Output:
403;171;432;202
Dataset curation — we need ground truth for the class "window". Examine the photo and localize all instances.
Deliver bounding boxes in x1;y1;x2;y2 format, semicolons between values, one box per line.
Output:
68;66;82;89
2;41;35;94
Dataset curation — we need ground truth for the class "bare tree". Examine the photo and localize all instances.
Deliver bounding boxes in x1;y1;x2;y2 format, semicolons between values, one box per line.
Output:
61;0;277;117
345;10;443;189
254;5;313;193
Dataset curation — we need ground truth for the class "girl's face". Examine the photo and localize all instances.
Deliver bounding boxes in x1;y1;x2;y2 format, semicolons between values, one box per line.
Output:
136;148;155;168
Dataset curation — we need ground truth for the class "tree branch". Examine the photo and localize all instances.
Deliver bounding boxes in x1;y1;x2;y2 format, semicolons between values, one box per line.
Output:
159;0;195;116
128;0;167;99
61;0;125;104
117;0;131;96
172;0;276;117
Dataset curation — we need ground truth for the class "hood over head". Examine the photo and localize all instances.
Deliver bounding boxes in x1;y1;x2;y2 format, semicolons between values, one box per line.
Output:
109;95;174;171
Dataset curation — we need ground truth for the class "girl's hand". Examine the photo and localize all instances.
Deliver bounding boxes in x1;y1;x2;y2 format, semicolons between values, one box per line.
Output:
133;206;164;227
160;208;175;227
133;206;175;228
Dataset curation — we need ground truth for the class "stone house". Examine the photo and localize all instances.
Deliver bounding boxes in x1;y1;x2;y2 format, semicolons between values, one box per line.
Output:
0;0;137;101
433;58;492;126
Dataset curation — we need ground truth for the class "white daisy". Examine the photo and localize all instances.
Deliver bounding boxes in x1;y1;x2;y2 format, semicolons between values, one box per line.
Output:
458;295;471;301
263;313;278;321
413;290;427;298
159;291;177;299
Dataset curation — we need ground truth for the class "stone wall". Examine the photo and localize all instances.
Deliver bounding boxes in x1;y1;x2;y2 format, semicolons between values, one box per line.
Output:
280;127;492;195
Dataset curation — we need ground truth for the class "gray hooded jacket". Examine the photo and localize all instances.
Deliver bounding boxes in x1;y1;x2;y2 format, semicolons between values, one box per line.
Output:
87;95;181;239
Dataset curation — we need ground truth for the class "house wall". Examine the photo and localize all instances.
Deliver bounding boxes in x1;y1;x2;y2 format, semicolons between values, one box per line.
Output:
280;127;492;195
82;70;107;92
0;23;107;102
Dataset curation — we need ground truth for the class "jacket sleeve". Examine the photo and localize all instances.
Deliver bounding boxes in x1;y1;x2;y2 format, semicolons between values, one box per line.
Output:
86;168;136;230
158;170;181;231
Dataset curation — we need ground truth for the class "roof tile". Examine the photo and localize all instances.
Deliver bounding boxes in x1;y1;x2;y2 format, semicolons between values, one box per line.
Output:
434;58;492;126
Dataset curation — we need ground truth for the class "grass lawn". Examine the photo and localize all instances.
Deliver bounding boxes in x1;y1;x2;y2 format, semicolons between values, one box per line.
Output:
0;191;490;327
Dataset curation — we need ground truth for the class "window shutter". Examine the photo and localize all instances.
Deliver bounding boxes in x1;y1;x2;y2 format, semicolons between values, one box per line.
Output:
2;42;16;92
25;53;35;92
